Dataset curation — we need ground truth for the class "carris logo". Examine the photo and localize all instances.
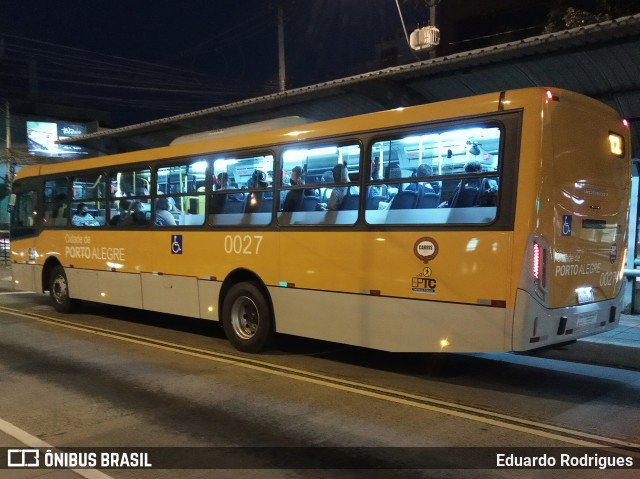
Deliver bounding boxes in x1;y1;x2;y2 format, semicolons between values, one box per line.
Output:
414;237;438;264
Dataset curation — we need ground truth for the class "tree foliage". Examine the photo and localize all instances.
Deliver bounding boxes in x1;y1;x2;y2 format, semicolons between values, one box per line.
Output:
544;0;639;33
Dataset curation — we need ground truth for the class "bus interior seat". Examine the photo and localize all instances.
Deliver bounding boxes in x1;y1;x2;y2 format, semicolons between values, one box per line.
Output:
301;195;319;211
281;189;302;212
339;192;359;210
449;185;480;208
366;195;383;210
245;192;272;213
210;194;226;214
224;196;245;214
390;190;418;209
416;191;440;209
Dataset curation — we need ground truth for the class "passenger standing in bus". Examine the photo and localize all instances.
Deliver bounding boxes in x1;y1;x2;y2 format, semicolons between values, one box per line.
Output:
216;172;229;190
327;163;357;210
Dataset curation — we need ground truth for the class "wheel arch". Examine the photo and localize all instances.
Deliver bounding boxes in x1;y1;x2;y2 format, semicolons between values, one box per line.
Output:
42;256;62;293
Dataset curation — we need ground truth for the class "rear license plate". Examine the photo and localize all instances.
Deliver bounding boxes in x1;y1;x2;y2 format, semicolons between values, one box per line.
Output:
576;287;594;304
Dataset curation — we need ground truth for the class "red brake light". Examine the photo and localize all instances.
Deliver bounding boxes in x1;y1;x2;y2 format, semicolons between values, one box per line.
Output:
532;242;541;281
532;241;547;290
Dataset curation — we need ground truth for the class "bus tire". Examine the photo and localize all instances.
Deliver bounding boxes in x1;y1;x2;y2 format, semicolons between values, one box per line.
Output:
49;265;79;313
222;281;273;353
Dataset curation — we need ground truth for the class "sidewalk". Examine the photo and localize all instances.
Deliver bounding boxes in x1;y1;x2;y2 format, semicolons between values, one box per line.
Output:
531;313;640;370
581;314;640;348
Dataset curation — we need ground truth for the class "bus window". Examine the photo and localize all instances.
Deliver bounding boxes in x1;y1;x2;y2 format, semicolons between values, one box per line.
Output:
366;124;500;225
210;154;274;226
71;174;106;227
43;178;69;227
156;159;207;226
110;168;151;226
10;188;38;237
278;143;361;225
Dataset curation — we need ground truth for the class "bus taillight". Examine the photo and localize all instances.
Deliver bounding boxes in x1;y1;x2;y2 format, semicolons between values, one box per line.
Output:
532;241;546;289
532;242;541;280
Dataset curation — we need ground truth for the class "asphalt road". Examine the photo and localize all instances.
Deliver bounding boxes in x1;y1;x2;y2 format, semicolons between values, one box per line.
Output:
0;281;638;478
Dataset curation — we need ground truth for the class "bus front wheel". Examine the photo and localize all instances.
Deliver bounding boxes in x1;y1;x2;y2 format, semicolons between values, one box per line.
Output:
222;281;273;353
49;265;79;313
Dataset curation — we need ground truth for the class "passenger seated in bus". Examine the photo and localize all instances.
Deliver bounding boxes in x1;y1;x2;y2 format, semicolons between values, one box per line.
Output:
72;203;100;226
477;178;499;206
155;197;176;226
122;200;147;226
110;200;130;225
441;160;483;208
245;170;270;213
157;187;179;213
211;172;229;214
405;164;438;194
320;170;334;203
51;193;68;225
327;163;358;210
282;165;304;212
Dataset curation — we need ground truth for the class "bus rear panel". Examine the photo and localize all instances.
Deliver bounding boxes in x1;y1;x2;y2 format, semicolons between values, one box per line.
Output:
512;89;630;351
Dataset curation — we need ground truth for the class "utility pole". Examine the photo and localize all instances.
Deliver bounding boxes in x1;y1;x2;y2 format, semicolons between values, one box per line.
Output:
4;100;12;191
428;0;439;26
3;100;13;226
277;1;286;92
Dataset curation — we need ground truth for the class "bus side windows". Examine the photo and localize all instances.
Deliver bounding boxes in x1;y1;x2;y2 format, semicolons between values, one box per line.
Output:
277;143;360;225
210;154;274;226
43;178;69;227
156;159;207;226
110;168;151;227
71;174;107;227
365;124;501;226
439;177;499;209
10;189;38;237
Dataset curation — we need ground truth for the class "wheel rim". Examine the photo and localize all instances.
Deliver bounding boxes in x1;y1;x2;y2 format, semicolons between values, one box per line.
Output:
52;275;68;305
230;295;259;340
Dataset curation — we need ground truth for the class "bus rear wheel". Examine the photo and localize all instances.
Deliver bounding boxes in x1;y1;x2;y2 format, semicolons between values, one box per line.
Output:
49;265;79;313
222;281;273;353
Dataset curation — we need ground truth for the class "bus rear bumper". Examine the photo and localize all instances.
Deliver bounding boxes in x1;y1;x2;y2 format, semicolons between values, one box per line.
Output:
511;286;624;351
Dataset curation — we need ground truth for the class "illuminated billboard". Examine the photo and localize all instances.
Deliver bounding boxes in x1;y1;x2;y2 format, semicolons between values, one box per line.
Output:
26;121;89;158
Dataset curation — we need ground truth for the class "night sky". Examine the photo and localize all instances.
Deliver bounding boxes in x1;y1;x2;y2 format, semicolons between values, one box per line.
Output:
1;0;424;126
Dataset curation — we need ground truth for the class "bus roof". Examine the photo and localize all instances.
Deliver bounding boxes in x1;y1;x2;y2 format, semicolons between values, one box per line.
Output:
13;87;619;182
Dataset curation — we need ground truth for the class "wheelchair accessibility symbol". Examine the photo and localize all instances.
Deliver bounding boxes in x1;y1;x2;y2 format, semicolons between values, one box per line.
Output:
171;235;183;254
561;215;572;236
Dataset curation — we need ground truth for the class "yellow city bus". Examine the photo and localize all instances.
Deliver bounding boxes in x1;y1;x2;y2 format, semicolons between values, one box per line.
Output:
9;87;630;353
